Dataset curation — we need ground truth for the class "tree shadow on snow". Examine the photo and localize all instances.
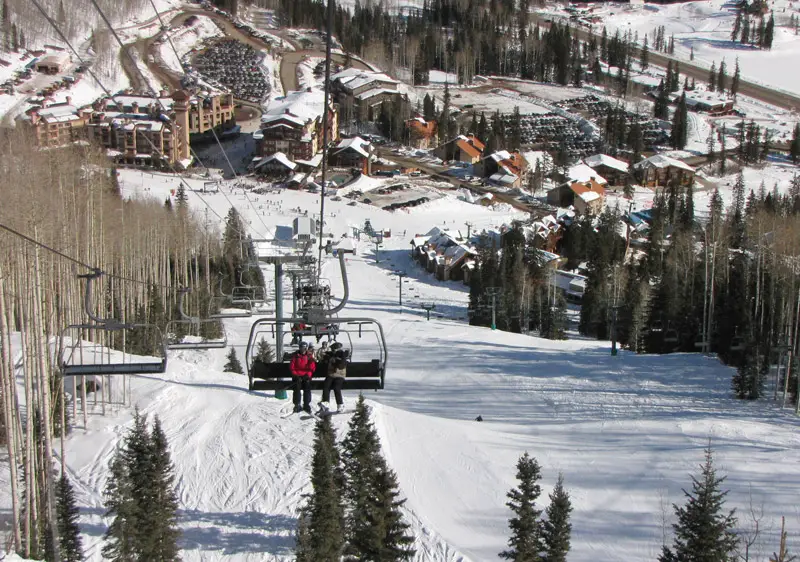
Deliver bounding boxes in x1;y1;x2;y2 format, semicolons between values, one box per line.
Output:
76;505;296;555
179;509;297;555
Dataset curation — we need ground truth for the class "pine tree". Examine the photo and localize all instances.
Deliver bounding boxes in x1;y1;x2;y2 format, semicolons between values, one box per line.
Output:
103;410;151;561
708;61;717;92
731;58;740;98
790;123;800;164
143;416;181;560
542;473;572;562
477;112;488;144
500;452;545;561
717;59;727;93
640;36;649;71
175;183;188;209
732;353;762;399
764;12;775;49
660;447;738;562
296;416;345;561
341;395;415;561
255;338;275;362
56;475;84;562
224;347;243;374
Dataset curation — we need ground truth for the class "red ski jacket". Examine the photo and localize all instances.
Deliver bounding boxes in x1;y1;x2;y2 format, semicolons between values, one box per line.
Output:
290;352;316;378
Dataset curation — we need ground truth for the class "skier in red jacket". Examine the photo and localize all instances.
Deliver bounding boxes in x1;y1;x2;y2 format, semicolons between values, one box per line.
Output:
290;342;316;413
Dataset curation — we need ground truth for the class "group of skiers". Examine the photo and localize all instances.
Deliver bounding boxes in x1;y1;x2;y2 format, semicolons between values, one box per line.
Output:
289;340;349;415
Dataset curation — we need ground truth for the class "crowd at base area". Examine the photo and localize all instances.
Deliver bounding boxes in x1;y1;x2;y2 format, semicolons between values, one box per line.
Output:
289;340;349;415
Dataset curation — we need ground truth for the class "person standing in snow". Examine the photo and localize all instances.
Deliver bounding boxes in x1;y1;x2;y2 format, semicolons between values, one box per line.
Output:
290;342;316;413
318;344;347;414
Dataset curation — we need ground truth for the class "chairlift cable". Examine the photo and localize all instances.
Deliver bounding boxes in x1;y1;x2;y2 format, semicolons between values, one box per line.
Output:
0;221;177;290
316;0;336;282
86;0;272;242
143;0;274;241
32;0;261;244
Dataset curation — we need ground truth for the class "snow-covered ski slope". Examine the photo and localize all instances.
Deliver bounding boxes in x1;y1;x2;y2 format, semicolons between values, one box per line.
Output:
5;170;800;561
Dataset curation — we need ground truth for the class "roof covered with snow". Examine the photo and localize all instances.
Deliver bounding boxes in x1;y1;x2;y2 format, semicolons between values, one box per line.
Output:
633;154;695;172
566;163;607;185
263;90;325;126
254;151;297;171
583;154;629;174
333;136;372;158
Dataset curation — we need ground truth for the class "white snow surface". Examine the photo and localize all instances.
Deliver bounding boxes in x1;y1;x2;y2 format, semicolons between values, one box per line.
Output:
160;15;224;74
569;0;800;94
3;170;800;561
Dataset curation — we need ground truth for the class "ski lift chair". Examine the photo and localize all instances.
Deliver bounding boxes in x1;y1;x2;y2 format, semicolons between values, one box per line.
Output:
730;336;745;352
650;320;664;333
59;272;167;376
208;294;253;318
165;288;227;350
663;328;679;345
245;317;386;392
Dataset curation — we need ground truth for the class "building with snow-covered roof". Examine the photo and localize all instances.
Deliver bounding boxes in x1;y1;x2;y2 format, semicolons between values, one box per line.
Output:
633;154;695;188
24;101;91;148
546;178;605;214
35;52;70;74
669;90;735;116
566;162;607;186
22;90;203;167
410;227;476;283
406;117;437;149
257;89;339;161
433;135;485;164
332;68;405;120
253;151;297;177
475;150;528;186
330;136;374;170
583;154;630;186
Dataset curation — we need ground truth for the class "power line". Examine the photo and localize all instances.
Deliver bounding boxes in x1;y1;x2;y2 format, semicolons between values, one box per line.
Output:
130;0;273;240
29;0;256;244
0;221;175;290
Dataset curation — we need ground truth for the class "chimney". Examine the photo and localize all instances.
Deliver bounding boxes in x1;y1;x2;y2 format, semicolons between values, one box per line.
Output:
66;96;72;106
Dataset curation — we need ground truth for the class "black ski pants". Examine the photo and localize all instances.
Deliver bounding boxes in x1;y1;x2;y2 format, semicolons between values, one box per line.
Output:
292;375;312;408
322;377;344;406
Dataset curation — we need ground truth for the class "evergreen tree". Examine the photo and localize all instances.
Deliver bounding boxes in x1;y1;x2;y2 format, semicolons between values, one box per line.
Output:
255;338;275;362
144;416;181;561
297;416;345;561
542;473;572;562
790;123;800;164
164;197;173;211
764;12;775;49
732;352;763;399
640;36;649;71
477;112;488;144
56;475;84;562
708;61;717;92
224;347;243;374
500;453;545;561
731;58;740;98
175;183;189;210
102;410;150;561
717;59;727;93
659;447;739;562
341;395;415;561
671;93;688;150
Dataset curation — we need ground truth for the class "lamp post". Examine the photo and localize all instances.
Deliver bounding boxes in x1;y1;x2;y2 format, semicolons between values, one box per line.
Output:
397;271;406;312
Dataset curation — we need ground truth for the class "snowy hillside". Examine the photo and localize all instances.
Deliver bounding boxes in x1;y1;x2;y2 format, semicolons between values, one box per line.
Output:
3;171;800;561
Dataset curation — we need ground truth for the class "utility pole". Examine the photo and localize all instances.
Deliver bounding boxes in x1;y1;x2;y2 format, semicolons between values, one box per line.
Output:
485;287;500;330
373;233;383;263
610;303;623;356
397;271;406;312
